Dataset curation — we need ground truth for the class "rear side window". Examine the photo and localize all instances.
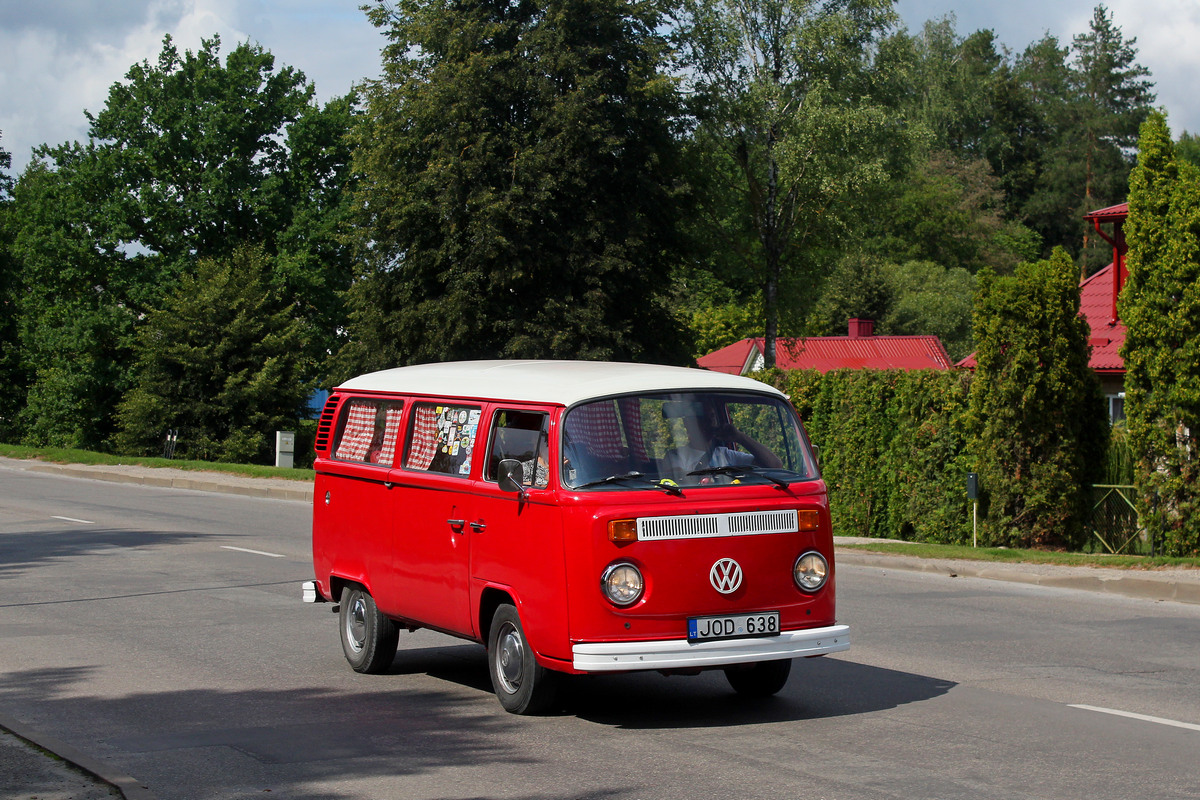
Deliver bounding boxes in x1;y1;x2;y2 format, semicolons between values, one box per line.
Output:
405;403;481;477
487;410;550;488
332;399;404;466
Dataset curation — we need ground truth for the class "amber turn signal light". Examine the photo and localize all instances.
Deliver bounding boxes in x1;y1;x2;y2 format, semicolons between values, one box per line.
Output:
797;509;820;532
608;519;638;543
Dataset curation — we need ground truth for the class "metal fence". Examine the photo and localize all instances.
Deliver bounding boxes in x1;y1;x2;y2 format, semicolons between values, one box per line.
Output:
1087;485;1150;556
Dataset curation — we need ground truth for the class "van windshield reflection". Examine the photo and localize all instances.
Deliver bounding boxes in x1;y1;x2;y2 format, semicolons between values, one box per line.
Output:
561;391;815;490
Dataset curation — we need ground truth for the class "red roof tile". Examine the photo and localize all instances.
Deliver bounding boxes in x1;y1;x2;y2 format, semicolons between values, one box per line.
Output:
956;261;1126;373
698;335;953;375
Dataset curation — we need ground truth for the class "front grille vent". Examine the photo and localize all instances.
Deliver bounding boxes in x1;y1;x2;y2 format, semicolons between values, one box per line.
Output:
637;509;799;541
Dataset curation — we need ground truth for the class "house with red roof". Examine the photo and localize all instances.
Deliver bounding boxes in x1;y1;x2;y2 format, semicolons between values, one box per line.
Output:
957;202;1129;421
697;318;953;375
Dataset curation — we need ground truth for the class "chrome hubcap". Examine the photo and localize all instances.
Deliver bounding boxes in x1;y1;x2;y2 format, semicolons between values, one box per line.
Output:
496;623;524;693
345;596;367;653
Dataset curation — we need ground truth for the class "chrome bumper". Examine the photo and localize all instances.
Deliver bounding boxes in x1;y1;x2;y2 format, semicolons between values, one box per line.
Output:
572;624;849;672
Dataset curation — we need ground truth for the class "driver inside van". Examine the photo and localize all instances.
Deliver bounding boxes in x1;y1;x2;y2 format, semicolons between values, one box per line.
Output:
661;403;783;476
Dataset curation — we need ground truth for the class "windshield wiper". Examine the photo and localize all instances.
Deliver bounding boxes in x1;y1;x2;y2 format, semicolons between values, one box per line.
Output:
575;471;684;496
686;465;798;489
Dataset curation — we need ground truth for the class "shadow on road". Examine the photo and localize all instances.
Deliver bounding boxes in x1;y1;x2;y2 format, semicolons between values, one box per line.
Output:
381;642;955;729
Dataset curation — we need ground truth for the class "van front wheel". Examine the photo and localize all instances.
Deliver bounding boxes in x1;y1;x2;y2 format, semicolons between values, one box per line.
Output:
487;604;558;714
339;586;399;674
724;658;792;697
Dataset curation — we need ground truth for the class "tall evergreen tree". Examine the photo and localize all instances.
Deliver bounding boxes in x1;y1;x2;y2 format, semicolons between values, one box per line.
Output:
341;0;690;373
114;245;314;463
1021;5;1154;268
967;249;1107;549
1119;112;1200;556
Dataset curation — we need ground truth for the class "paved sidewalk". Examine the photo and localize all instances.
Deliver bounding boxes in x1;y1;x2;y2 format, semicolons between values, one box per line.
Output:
2;456;1198;799
835;540;1200;606
5;456;313;502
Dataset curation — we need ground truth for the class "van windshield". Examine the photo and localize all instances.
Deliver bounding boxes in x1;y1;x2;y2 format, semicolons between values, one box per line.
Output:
561;392;816;491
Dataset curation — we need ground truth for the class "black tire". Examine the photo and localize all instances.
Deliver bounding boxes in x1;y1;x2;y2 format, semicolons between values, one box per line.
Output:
487;604;558;714
339;585;399;674
724;659;792;697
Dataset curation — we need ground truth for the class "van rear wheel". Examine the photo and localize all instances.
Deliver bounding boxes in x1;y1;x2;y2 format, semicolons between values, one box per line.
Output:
339;586;399;674
724;658;792;697
487;604;558;714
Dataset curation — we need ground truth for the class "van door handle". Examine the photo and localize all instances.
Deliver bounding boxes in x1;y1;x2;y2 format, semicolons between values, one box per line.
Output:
447;518;465;533
470;521;487;533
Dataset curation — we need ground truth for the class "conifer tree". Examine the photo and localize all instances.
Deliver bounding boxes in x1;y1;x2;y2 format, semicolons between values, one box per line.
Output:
967;249;1107;548
1119;112;1200;555
114;245;313;463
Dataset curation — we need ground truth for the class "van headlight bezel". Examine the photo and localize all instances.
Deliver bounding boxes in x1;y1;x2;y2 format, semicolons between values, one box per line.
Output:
793;551;829;592
601;562;644;607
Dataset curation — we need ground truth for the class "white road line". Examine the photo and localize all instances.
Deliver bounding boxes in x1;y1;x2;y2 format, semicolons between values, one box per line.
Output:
51;515;94;524
220;545;286;559
1069;704;1200;733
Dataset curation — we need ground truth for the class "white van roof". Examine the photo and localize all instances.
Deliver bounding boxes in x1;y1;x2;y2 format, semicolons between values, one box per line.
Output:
336;360;786;407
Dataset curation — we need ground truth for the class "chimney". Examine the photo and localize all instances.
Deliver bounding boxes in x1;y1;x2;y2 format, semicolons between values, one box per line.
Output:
848;318;874;338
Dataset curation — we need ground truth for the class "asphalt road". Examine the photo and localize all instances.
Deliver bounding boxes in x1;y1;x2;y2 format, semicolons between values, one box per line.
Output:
2;462;1199;800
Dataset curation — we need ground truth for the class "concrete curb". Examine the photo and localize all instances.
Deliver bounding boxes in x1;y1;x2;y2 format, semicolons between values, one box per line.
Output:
0;711;156;800
836;548;1200;606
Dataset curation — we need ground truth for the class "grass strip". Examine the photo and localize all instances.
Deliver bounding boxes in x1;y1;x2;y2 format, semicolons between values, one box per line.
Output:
0;444;314;482
838;540;1199;570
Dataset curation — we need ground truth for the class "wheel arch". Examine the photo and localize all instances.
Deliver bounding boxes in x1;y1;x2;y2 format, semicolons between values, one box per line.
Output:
478;586;516;645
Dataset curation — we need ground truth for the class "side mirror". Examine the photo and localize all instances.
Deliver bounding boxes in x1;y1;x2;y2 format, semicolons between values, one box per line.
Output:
498;459;527;497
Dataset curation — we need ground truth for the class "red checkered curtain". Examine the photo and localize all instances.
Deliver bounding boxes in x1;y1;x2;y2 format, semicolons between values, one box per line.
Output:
334;401;377;461
375;405;404;465
617;397;648;461
565;401;625;459
405;405;440;470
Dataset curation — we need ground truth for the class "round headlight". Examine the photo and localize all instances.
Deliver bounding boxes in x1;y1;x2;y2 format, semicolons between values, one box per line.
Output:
793;551;829;592
601;562;644;606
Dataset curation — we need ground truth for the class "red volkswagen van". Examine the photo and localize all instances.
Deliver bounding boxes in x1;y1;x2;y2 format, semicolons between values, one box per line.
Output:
304;361;848;713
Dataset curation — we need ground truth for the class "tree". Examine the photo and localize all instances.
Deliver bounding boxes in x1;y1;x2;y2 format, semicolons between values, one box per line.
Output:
7;148;135;447
114;245;314;463
1119;112;1200;556
1020;6;1154;269
0;131;19;439
882;260;976;361
340;0;690;374
8;36;355;447
967;249;1107;549
866;151;1039;274
1177;131;1200;168
680;0;897;367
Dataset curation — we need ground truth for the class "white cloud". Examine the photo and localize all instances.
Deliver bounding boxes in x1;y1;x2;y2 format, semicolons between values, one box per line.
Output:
1109;0;1200;134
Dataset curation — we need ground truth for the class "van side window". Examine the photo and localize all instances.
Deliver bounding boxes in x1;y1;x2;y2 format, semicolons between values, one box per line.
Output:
405;403;481;477
487;410;550;488
333;399;404;465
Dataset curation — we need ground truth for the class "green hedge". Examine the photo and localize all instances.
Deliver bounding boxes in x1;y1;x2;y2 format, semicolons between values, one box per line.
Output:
763;368;974;544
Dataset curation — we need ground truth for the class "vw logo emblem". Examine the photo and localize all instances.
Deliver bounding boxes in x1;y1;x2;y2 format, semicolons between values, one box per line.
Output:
709;558;743;594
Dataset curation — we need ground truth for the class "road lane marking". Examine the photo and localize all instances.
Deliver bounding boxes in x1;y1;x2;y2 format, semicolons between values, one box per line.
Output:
52;515;94;524
220;545;286;558
1069;704;1200;733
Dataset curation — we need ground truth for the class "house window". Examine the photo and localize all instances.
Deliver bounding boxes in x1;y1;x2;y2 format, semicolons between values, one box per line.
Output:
1108;393;1125;424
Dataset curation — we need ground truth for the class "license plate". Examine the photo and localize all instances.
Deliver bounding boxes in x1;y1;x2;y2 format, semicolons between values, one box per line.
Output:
687;611;781;642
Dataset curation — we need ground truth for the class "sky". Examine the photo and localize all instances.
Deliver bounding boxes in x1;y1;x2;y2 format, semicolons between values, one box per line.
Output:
1;0;1197;177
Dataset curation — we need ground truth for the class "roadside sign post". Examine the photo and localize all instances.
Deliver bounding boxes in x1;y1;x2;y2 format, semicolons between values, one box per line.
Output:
967;472;979;547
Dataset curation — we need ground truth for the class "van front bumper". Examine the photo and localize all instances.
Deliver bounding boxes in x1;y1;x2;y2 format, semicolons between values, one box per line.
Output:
572;624;849;672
